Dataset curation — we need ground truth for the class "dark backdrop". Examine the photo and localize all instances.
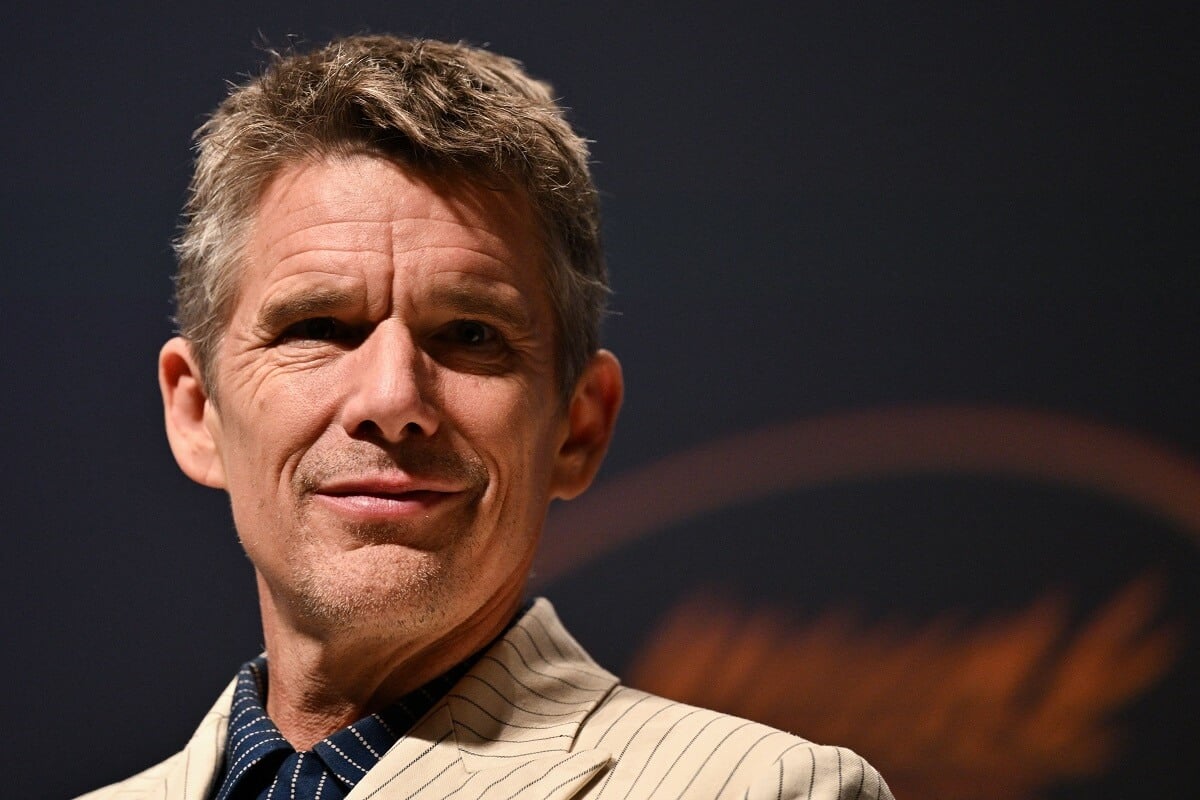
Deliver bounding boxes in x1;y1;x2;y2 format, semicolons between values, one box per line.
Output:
4;3;1197;798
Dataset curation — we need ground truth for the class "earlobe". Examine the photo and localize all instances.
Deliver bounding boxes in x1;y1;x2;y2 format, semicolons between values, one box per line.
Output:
159;337;226;489
551;349;624;500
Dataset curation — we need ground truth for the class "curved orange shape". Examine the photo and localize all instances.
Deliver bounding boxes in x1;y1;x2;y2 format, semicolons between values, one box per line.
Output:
535;406;1200;585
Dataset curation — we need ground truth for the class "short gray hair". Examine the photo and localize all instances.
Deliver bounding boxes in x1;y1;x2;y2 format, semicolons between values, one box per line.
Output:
174;35;607;400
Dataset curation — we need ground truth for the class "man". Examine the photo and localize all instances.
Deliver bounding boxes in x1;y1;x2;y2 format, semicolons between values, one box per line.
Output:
81;35;892;800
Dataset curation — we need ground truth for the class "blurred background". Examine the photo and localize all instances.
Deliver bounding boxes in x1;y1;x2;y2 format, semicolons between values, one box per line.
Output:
3;2;1196;797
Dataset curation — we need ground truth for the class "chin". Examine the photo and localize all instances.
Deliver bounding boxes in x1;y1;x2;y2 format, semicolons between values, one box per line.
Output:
285;546;465;634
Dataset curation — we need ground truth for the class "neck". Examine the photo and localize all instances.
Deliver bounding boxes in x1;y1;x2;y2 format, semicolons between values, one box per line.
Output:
255;576;524;750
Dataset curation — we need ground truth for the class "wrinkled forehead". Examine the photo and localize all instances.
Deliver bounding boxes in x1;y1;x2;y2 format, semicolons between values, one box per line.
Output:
228;150;557;298
268;155;534;241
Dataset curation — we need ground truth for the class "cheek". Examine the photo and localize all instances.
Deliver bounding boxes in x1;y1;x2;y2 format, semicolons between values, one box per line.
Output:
470;404;563;509
220;356;341;438
215;389;336;515
458;384;550;455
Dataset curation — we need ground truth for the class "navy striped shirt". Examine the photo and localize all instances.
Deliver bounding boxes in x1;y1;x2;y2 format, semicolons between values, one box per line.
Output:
213;653;478;800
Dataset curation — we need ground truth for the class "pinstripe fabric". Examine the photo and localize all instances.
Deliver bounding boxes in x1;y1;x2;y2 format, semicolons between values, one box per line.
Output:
76;599;892;800
213;653;476;800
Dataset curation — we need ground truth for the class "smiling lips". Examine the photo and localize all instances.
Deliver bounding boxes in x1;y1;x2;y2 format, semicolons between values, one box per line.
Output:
313;476;467;520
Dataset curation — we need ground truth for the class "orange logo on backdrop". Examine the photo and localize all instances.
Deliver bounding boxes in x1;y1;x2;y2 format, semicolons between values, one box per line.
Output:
626;580;1178;800
538;406;1200;798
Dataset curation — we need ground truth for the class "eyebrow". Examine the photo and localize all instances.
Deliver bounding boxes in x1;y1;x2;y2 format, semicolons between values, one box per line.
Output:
431;285;534;331
257;288;358;332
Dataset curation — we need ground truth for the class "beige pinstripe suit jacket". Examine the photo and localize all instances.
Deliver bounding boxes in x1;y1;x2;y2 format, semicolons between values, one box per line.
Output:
78;599;892;800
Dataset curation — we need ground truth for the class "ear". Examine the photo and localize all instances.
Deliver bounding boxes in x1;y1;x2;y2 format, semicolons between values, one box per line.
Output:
551;349;623;500
159;336;226;489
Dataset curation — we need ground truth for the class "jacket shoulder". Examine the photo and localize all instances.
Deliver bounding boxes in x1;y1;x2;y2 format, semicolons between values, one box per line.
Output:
71;676;234;800
577;686;892;800
72;752;184;800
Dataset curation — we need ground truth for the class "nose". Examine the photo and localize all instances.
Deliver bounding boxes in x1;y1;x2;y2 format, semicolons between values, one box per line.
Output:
340;320;440;442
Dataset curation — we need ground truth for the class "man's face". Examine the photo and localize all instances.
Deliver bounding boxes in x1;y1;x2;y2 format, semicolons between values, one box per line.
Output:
187;154;580;638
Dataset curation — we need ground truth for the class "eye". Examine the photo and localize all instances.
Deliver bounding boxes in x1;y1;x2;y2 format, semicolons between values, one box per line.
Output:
428;319;509;372
279;317;358;342
443;320;498;346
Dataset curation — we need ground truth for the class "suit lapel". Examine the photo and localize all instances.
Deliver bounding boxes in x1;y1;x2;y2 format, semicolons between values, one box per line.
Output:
347;599;617;800
124;600;612;800
126;678;233;800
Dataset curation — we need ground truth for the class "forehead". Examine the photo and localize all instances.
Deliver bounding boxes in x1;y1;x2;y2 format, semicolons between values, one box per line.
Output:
245;155;547;281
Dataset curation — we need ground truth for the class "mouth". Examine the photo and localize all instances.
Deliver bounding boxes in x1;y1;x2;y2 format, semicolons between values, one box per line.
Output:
312;477;467;521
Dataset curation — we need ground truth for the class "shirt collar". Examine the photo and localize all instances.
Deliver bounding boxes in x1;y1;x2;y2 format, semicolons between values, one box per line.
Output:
214;647;480;800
